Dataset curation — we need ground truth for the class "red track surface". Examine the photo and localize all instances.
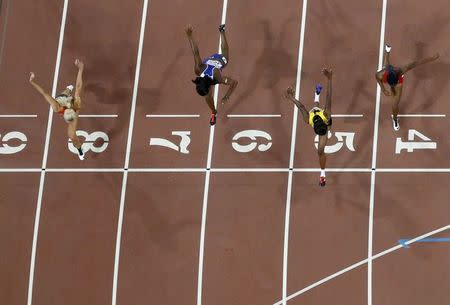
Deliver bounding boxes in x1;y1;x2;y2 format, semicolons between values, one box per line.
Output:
0;0;449;305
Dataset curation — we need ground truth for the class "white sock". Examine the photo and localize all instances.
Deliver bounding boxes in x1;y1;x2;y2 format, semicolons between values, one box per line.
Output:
314;92;320;102
385;44;391;53
320;170;326;177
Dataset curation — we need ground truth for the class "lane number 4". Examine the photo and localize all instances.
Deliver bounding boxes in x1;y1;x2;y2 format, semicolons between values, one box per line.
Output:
395;129;437;154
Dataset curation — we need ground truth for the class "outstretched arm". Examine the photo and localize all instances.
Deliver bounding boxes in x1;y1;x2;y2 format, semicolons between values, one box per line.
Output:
217;75;238;104
186;25;203;75
284;86;309;123
74;59;84;110
29;72;61;112
322;68;333;116
402;53;439;73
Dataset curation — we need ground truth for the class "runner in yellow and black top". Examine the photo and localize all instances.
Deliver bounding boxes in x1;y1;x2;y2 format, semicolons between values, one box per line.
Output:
285;68;333;187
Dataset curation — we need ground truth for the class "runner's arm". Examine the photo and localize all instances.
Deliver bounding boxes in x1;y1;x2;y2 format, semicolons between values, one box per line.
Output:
186;25;203;75
284;86;309;123
74;59;84;110
401;53;439;73
218;75;238;103
29;72;62;112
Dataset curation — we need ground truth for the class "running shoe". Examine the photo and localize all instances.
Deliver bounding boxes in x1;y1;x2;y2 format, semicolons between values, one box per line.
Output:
319;176;326;187
392;117;400;131
219;24;226;33
78;148;85;160
315;84;322;95
210;113;217;126
385;44;392;53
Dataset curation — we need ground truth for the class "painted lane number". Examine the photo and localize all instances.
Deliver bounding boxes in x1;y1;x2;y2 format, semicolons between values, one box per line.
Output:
149;131;191;154
395;129;437;154
0;131;27;154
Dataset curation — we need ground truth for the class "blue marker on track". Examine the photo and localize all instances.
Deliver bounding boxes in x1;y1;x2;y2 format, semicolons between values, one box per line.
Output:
398;237;450;248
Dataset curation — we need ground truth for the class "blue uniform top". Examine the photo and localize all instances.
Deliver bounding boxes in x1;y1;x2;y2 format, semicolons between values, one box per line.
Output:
200;53;227;80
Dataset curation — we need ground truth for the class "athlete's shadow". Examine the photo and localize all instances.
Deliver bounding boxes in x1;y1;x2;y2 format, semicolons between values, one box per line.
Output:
139;48;187;115
405;42;450;114
80;40;136;139
224;19;297;163
342;78;376;167
226;19;296;115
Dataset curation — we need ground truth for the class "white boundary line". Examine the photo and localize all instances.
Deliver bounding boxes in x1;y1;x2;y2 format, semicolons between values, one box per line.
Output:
368;1;388;304
377;168;450;172
46;168;123;172
111;1;149;305
331;114;364;118
0;169;42;173
0;114;38;118
128;168;205;172
282;0;308;304
78;114;118;118
273;224;450;305
211;168;288;172
226;114;281;118
0;0;11;71
196;3;228;305
397;114;446;118
293;168;371;172
2;167;450;173
146;114;200;118
26;1;69;305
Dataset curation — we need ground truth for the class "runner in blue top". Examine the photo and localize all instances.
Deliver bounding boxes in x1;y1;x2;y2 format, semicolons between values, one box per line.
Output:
186;24;238;125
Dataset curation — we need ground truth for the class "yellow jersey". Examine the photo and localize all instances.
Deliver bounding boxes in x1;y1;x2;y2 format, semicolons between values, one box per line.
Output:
309;107;329;126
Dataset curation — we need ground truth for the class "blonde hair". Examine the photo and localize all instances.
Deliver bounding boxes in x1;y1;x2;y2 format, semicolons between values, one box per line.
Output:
63;108;77;122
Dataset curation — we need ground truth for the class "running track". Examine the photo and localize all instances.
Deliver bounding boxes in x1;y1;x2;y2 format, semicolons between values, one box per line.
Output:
0;0;449;305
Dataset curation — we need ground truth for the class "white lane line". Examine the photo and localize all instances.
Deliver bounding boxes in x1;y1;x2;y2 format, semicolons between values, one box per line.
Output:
111;1;149;305
0;0;11;71
0;169;42;172
368;0;388;304
273;224;450;305
4;167;450;173
196;2;228;305
397;114;446;118
227;114;281;118
78;114;118;118
211;168;289;172
294;168;371;172
377;168;450;172
0;114;38;118
282;0;308;304
146;114;200;118
129;168;205;172
45;168;123;172
27;1;69;305
331;114;364;118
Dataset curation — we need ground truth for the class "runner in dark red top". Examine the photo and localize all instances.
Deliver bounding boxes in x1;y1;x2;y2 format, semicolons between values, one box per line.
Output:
375;44;439;131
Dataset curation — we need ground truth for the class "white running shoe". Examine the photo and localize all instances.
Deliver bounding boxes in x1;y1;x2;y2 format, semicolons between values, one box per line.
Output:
392;117;400;131
385;44;392;53
66;85;74;92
